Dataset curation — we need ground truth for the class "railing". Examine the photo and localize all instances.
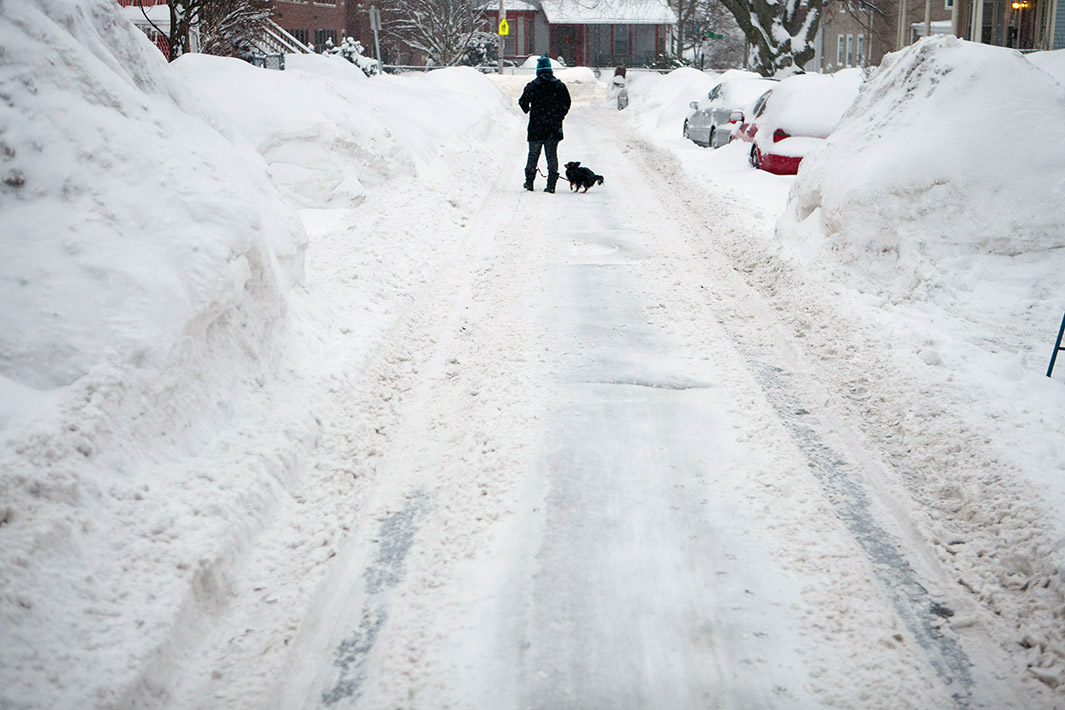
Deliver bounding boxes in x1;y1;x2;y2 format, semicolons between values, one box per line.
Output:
1048;312;1065;378
254;20;313;55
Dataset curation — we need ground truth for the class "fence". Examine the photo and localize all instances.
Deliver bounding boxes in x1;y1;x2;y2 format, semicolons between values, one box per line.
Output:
248;53;285;71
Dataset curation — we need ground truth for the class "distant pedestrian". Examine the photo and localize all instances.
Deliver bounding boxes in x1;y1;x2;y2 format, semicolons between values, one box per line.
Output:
519;56;571;193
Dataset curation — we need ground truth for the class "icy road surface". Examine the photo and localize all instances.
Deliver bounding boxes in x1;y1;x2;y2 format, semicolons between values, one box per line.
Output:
165;97;1053;709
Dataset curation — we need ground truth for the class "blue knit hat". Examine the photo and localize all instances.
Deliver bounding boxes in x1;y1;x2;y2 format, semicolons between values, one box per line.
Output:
536;56;553;75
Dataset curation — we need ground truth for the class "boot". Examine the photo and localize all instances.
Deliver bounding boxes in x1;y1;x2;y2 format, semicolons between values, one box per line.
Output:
523;169;536;191
544;171;559;193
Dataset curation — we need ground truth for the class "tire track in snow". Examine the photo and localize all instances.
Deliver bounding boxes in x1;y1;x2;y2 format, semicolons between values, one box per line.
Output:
321;491;431;705
576;106;991;706
749;360;975;707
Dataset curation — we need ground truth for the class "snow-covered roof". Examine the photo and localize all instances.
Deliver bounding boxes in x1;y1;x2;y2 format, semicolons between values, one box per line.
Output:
483;0;539;11
540;0;677;25
120;3;170;29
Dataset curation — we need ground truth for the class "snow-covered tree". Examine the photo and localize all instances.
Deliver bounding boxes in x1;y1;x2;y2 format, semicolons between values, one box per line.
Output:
383;0;486;66
461;31;498;67
670;0;747;70
326;36;381;76
718;0;827;75
200;0;273;58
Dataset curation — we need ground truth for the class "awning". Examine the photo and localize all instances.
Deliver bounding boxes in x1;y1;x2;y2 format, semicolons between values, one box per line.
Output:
539;0;677;25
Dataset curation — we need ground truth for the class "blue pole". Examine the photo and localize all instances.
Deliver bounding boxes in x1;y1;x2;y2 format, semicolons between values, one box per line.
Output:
1048;312;1065;378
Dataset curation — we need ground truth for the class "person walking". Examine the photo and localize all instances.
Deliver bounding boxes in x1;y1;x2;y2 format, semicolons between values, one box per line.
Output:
519;56;571;193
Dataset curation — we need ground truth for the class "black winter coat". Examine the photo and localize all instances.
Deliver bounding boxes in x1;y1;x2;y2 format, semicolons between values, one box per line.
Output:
518;75;571;142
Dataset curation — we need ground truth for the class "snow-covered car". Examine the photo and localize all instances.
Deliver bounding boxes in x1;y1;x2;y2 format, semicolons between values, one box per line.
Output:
683;73;776;149
729;71;863;175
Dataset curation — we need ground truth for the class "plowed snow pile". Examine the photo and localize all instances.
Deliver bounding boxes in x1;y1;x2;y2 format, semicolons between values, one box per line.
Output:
782;36;1065;310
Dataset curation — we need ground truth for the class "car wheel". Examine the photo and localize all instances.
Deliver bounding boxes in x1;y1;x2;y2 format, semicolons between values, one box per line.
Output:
750;146;760;169
708;127;717;148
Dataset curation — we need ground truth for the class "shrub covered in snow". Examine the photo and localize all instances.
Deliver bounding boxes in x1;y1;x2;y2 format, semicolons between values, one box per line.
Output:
461;31;500;67
325;36;380;76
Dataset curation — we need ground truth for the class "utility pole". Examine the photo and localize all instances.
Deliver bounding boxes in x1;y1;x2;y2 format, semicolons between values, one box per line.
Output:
369;5;383;75
498;0;507;74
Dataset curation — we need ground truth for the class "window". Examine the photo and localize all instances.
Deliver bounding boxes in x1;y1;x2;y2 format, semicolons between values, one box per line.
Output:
289;28;309;45
504;21;516;55
846;34;854;66
944;0;953;8
837;35;845;66
753;91;770;117
315;29;337;48
856;34;865;65
613;25;629;55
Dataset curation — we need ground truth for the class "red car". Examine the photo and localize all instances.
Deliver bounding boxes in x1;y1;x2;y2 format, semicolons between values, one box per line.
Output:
729;71;863;175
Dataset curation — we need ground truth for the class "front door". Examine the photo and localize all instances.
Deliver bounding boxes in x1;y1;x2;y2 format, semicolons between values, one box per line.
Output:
550;25;584;66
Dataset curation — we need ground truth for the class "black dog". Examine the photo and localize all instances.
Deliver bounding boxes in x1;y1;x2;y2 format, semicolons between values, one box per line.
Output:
564;161;604;192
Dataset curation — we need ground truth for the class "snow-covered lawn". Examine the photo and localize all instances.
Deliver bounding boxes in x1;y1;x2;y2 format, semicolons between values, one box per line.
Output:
2;0;1065;707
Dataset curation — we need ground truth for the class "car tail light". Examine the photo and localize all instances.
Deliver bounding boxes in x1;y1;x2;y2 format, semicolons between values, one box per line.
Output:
773;129;790;142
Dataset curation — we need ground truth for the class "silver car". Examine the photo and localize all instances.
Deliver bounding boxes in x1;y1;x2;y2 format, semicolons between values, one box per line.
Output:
683;76;777;149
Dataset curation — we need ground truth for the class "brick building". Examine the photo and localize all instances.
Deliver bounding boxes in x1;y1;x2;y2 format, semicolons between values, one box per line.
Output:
273;0;349;50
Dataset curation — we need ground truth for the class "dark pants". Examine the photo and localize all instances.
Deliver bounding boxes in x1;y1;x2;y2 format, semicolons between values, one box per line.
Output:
526;140;559;175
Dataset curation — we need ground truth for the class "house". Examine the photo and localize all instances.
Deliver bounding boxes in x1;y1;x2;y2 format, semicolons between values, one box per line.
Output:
485;0;677;67
810;0;1061;73
118;0;350;58
950;0;1063;50
273;0;349;51
811;0;953;71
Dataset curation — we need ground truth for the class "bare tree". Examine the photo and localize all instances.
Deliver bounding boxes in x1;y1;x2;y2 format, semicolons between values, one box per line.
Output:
137;0;201;61
718;0;827;75
676;0;746;69
200;0;275;58
384;0;486;66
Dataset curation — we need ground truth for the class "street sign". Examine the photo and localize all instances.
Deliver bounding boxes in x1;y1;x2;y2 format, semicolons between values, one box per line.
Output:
499;18;510;35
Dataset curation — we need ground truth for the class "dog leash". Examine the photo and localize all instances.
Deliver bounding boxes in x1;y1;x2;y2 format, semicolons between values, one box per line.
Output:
536;168;569;182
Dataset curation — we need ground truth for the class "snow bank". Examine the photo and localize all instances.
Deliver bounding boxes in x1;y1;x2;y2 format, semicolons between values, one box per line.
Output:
1027;48;1065;85
782;37;1065;305
172;57;511;208
520;55;566;70
0;1;305;429
0;0;313;706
